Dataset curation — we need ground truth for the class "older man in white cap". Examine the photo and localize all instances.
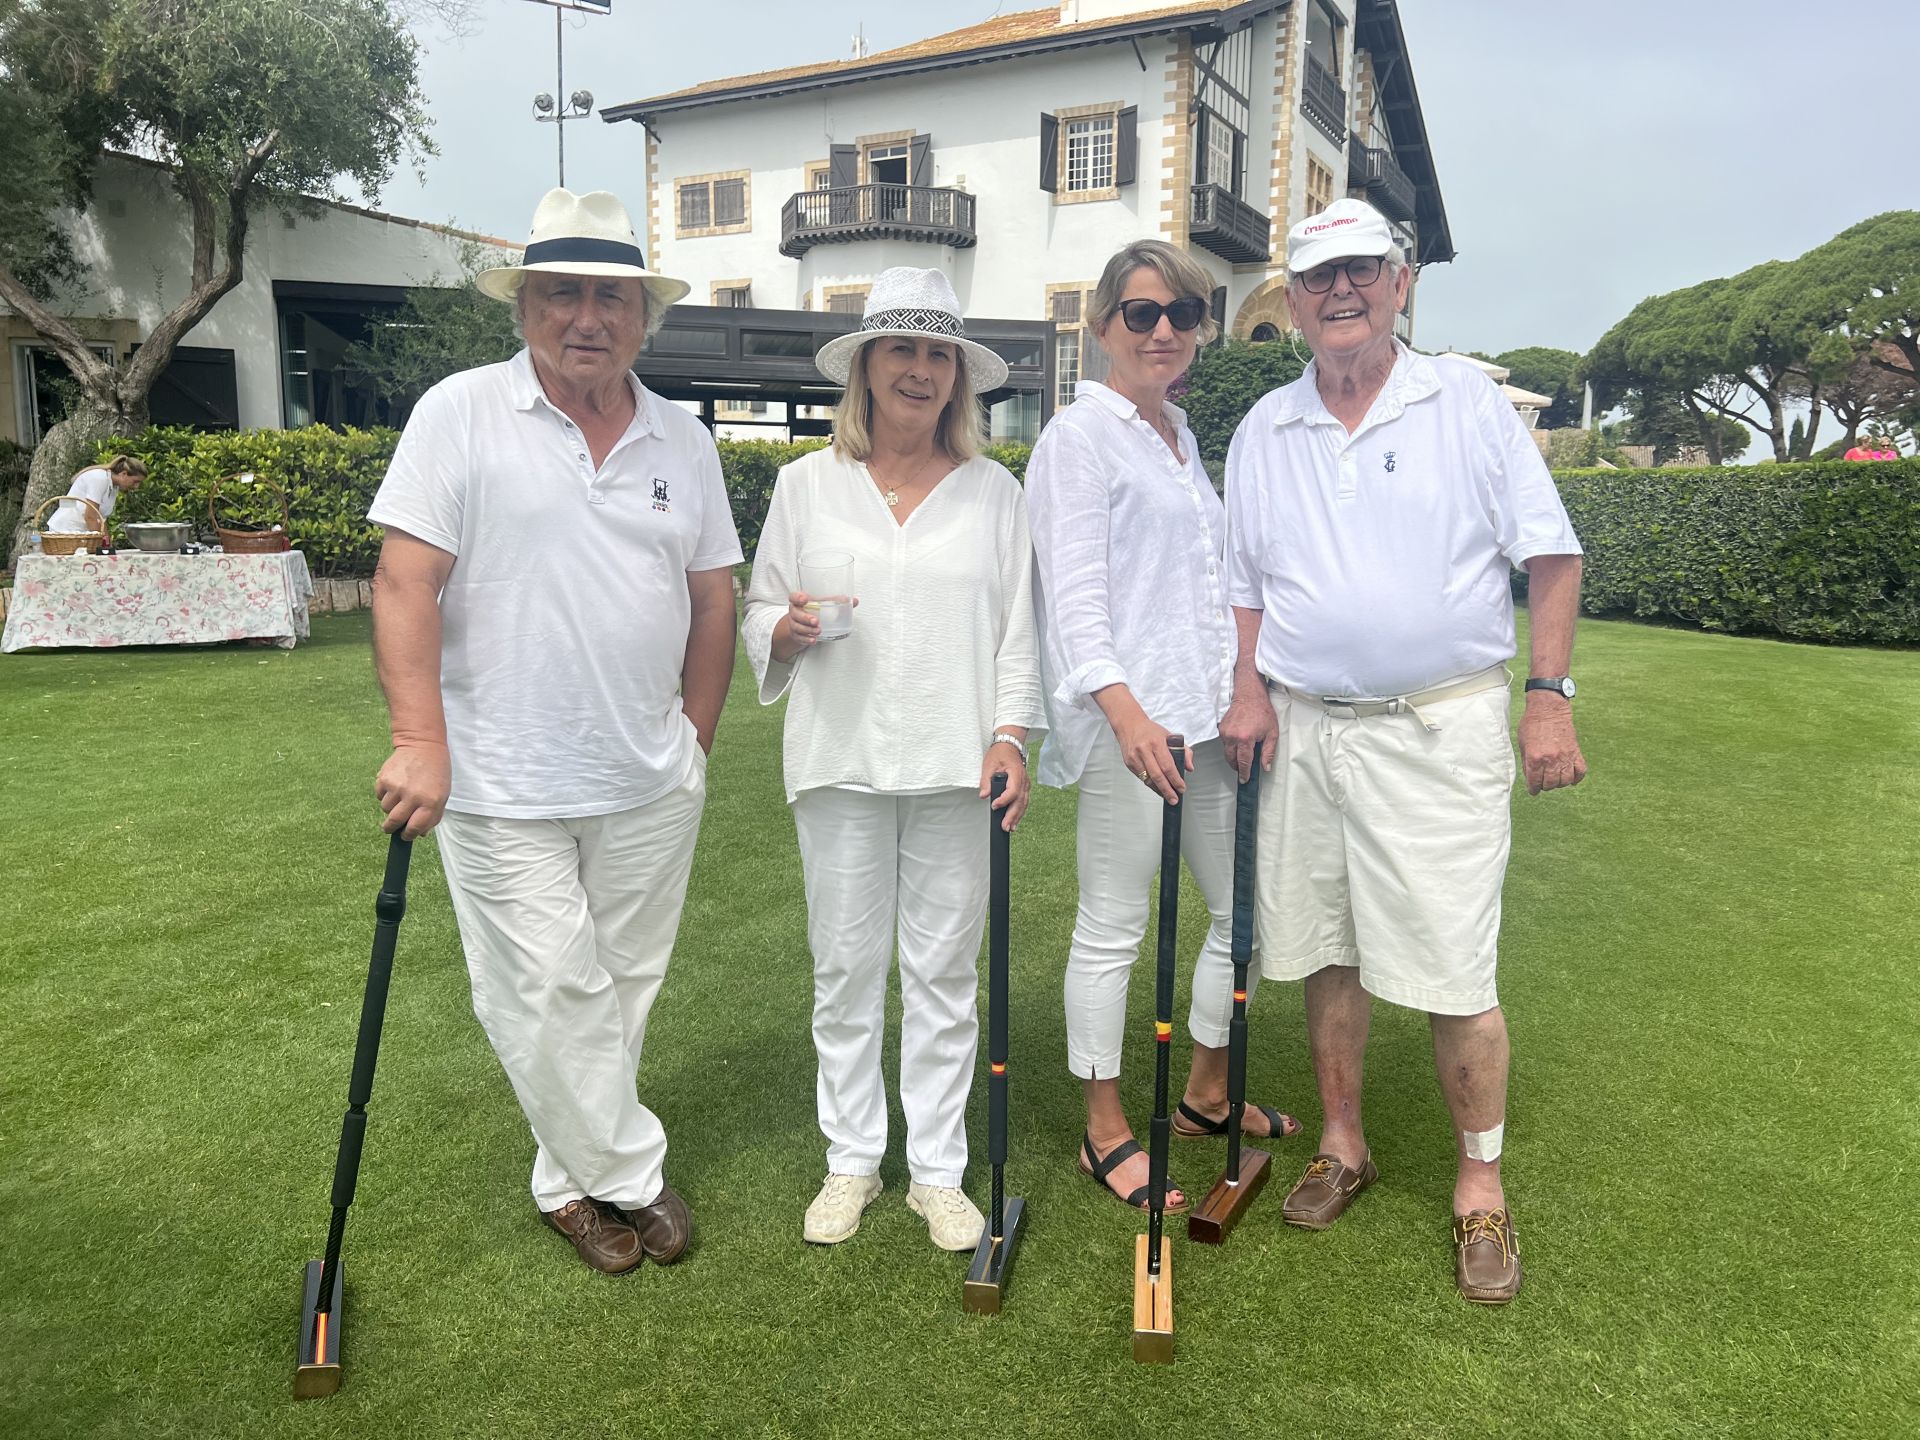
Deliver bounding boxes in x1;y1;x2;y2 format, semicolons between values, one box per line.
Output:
367;189;742;1274
1218;197;1587;1304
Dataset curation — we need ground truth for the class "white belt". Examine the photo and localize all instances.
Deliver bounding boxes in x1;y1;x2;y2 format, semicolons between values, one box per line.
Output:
1270;664;1511;732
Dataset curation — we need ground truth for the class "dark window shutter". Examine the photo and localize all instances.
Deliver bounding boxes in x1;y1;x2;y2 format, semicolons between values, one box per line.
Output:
1192;109;1209;186
909;133;932;188
1232;132;1246;198
1116;105;1138;187
828;144;858;188
1210;285;1228;344
1039;113;1058;192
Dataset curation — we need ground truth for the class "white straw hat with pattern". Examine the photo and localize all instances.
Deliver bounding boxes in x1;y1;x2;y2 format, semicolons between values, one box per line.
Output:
476;187;690;310
814;268;1010;390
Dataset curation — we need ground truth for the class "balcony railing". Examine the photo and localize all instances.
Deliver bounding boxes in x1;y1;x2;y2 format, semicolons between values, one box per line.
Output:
1351;145;1417;221
1189;184;1271;265
1300;58;1348;145
779;184;977;258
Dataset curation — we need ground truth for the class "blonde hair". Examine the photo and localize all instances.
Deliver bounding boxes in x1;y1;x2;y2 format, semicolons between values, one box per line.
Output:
830;338;985;464
1090;239;1220;346
107;454;149;478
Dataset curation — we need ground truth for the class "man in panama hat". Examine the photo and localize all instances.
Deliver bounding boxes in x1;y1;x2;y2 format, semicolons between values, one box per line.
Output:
368;188;742;1274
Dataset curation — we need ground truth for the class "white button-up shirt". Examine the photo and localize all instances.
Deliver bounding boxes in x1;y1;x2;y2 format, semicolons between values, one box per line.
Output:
1225;344;1581;698
1027;380;1236;788
368;349;743;818
742;446;1045;803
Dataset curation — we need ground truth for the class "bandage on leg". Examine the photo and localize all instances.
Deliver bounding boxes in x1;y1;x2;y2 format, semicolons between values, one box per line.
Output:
1462;1123;1504;1163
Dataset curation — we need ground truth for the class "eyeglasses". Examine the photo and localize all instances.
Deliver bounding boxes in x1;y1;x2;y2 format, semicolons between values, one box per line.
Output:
1115;297;1208;334
1297;256;1386;294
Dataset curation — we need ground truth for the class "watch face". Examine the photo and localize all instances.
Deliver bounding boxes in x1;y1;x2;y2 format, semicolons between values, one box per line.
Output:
1561;677;1577;699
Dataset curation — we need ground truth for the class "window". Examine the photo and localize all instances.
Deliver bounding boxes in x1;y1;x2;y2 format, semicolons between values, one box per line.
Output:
1046;281;1099;408
11;342;114;444
1054;330;1081;409
825;285;870;315
743;329;817;358
1065;115;1115;192
1306;156;1334;216
1306;0;1343;81
1043;104;1132;201
806;162;833;191
711;281;753;308
674;171;751;238
866;142;908;186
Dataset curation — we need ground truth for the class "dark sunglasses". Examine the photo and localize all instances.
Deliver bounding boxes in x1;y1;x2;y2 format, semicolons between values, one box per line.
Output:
1115;296;1208;333
1298;255;1386;294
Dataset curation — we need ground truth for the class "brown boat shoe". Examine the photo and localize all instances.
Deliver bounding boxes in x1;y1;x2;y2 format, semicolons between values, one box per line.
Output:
541;1198;644;1274
1280;1151;1378;1230
1453;1207;1521;1304
611;1183;692;1266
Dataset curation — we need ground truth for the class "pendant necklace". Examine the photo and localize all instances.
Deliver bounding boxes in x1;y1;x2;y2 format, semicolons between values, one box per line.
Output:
877;451;939;508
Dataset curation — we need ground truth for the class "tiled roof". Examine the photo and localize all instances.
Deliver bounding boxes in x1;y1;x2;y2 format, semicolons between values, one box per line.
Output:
618;3;1241;110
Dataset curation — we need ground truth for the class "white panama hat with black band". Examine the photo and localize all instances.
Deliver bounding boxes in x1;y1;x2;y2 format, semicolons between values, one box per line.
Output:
814;268;1010;391
476;187;691;310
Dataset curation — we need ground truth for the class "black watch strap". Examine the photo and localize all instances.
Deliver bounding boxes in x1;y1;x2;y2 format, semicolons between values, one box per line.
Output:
1525;676;1576;699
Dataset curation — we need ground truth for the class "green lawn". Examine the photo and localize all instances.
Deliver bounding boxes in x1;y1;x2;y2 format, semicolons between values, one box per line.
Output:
2;613;1916;1438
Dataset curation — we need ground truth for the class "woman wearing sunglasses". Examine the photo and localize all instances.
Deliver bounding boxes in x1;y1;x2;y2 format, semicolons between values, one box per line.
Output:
1027;239;1301;1213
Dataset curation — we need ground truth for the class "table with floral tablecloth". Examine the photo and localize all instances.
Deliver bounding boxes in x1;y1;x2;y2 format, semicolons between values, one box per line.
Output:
2;551;314;652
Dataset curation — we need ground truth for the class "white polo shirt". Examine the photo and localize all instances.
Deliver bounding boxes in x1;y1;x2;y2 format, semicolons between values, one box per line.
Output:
1225;344;1581;698
48;466;119;532
369;349;743;819
1027;381;1236;787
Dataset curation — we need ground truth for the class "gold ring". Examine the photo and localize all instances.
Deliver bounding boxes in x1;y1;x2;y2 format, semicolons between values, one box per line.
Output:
1137;769;1150;782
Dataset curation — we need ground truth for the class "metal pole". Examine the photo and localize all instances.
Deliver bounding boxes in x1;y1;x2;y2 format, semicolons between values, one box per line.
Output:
555;7;565;187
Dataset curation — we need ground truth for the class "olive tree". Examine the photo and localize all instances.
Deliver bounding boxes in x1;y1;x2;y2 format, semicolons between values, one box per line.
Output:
1;0;434;562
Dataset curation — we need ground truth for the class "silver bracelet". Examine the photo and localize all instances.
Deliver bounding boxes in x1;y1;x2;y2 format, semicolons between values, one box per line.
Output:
989;731;1028;763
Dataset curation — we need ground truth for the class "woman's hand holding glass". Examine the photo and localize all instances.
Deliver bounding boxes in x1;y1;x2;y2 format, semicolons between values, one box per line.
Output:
771;590;859;664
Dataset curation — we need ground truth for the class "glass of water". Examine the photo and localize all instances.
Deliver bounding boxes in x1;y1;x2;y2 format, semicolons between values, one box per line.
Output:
799;549;855;642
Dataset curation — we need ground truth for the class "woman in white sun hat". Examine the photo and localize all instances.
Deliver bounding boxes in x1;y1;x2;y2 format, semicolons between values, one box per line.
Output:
742;267;1045;1254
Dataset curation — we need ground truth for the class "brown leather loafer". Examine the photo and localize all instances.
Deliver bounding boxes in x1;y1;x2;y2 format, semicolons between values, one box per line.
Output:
613;1183;691;1266
1280;1151;1378;1230
1453;1207;1521;1304
541;1198;643;1274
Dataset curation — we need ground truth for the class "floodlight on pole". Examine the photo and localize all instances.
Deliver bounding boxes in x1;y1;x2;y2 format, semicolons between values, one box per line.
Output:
522;0;609;188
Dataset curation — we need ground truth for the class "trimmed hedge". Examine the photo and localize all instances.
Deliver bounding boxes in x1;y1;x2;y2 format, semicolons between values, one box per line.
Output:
100;428;1036;575
1556;458;1920;645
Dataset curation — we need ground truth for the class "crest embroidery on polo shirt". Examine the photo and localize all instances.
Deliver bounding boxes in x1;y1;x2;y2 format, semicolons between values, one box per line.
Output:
1383;450;1397;473
652;478;671;513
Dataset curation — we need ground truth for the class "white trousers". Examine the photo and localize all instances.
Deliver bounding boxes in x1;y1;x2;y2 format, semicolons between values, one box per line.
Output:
1065;735;1257;1079
793;786;987;1188
435;749;707;1212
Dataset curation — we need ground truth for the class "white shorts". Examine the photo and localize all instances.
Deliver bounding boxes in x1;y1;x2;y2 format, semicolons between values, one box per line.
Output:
1256;681;1514;1016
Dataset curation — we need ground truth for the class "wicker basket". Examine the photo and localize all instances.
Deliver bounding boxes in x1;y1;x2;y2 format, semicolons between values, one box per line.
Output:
32;494;108;557
210;471;292;553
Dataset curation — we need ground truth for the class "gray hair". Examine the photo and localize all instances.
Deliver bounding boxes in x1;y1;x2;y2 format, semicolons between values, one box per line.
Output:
1090;239;1221;345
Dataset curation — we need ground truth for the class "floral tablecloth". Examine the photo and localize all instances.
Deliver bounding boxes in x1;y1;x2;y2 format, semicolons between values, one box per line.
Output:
3;551;314;652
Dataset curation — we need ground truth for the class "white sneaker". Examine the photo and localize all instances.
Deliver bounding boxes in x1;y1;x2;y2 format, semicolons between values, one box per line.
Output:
906;1182;985;1252
803;1172;883;1244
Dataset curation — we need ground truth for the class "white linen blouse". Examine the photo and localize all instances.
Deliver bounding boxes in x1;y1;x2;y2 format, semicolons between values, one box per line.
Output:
742;446;1046;803
1026;380;1237;788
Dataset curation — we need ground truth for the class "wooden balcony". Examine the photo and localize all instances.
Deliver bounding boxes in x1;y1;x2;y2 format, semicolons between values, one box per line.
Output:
1350;145;1417;221
779;184;977;258
1189;183;1271;265
1300;58;1348;145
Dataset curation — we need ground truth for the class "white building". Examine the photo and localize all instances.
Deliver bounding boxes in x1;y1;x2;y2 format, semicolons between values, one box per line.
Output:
1;154;499;446
604;0;1451;437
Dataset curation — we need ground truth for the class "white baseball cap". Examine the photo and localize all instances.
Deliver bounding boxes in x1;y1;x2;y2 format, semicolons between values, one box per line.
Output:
1286;197;1396;274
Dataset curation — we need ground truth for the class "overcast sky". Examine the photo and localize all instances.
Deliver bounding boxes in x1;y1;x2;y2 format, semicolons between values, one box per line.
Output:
373;0;1919;358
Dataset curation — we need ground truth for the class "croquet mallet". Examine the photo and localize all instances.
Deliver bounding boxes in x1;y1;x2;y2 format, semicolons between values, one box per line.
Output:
964;771;1026;1314
1189;740;1272;1244
295;831;413;1400
1132;734;1183;1364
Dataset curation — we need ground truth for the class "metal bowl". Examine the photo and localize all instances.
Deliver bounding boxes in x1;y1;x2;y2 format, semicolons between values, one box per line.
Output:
125;522;192;552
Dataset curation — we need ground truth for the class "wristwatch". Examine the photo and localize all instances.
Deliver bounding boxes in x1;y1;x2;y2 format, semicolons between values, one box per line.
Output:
1524;676;1576;700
